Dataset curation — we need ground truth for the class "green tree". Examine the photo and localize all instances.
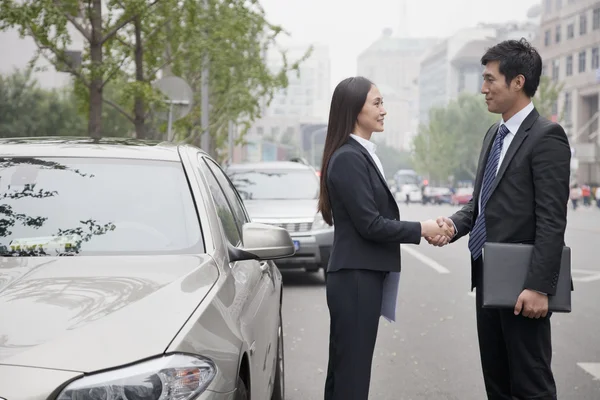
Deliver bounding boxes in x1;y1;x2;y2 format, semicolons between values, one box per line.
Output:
533;75;564;121
0;69;85;137
169;0;309;158
412;93;496;183
0;69;132;138
0;0;161;138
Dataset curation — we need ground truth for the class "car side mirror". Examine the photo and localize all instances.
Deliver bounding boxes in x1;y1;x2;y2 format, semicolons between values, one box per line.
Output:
228;222;295;262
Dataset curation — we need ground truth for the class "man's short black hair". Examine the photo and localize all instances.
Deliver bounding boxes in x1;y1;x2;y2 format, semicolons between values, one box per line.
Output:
481;38;543;98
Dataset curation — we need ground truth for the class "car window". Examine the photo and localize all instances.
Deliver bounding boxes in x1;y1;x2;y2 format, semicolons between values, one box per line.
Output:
197;159;241;246
203;158;249;229
227;168;319;200
0;157;204;256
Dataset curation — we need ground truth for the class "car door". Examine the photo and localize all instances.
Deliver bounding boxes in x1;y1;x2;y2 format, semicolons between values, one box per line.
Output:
199;156;279;399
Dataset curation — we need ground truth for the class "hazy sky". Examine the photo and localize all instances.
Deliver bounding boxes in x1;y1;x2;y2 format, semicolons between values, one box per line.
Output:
260;0;541;89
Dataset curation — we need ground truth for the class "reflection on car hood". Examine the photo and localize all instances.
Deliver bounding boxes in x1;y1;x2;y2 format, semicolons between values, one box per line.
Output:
243;199;317;220
0;255;218;372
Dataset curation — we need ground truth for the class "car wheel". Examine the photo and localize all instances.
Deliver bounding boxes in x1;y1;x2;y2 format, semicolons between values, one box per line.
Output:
235;376;249;400
271;310;285;400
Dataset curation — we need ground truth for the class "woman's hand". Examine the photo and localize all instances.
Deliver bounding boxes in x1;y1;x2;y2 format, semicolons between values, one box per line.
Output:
420;219;453;238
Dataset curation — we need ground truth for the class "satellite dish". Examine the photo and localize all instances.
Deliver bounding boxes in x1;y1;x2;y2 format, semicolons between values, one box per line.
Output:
152;76;194;141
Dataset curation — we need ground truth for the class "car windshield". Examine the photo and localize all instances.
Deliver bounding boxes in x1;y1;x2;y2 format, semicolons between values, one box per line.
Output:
0;157;203;256
228;169;318;200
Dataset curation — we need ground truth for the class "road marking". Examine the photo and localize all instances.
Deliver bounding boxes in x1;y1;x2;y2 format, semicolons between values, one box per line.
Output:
572;269;600;283
401;246;450;274
577;363;600;380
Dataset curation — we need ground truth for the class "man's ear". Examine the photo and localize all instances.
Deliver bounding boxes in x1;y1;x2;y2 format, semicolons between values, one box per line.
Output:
512;74;526;92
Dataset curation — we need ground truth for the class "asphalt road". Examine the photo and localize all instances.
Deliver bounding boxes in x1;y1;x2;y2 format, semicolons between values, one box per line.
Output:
279;203;600;400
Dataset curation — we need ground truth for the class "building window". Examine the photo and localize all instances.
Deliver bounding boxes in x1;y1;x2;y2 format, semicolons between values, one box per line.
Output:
594;8;600;30
552;59;560;82
542;63;548;76
545;0;552;13
564;92;572;124
544;30;551;46
580;13;588;35
579;50;587;73
567;23;574;39
555;25;561;43
593;47;599;69
566;55;573;76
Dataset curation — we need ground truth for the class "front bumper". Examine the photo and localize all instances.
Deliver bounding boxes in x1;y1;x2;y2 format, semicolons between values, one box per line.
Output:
198;389;237;399
276;228;333;269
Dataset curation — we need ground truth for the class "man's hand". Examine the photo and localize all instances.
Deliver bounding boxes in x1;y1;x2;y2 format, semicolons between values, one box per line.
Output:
426;216;455;247
514;289;549;318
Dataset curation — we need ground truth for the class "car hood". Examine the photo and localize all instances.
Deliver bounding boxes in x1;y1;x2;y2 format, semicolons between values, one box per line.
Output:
0;255;218;372
243;199;317;220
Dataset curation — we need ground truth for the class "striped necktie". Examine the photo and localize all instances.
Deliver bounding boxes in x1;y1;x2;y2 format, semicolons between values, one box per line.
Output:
468;124;510;260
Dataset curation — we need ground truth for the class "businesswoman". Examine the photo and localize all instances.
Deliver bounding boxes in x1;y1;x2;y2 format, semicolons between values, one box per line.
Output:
318;76;451;400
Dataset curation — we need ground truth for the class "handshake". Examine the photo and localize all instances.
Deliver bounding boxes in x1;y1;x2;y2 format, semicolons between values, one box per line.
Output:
420;216;455;247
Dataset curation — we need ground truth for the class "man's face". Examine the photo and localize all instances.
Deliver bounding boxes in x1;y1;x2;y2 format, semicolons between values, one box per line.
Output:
481;61;517;115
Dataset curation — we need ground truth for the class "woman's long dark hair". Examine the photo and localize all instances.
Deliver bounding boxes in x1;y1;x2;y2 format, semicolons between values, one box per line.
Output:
317;76;373;225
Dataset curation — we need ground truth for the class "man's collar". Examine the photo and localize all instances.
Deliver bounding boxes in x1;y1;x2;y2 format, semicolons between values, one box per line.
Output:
350;133;377;153
501;101;534;135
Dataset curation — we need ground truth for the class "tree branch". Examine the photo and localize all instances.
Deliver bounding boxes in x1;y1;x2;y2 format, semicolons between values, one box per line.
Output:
53;0;92;41
142;17;172;45
150;54;177;77
101;56;129;88
116;35;134;50
101;0;161;45
103;97;135;124
27;26;90;87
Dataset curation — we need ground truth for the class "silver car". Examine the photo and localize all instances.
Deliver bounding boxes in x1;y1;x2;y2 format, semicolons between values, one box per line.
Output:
0;138;292;400
226;161;334;276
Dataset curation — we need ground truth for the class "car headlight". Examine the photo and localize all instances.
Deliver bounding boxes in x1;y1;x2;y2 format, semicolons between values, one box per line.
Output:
312;212;330;230
57;354;216;400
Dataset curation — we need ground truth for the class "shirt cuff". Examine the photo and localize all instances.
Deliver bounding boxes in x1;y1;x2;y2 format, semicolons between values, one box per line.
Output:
450;220;458;238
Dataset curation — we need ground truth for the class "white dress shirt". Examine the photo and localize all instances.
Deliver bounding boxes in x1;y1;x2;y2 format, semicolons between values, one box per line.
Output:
350;134;385;178
478;101;534;212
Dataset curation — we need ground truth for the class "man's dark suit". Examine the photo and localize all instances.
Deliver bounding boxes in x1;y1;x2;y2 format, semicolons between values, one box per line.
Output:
324;138;421;400
449;108;571;400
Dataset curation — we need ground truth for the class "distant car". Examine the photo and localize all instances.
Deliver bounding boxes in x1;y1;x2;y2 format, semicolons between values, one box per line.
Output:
452;187;474;205
0;137;292;400
394;183;423;203
423;186;453;205
226;161;333;276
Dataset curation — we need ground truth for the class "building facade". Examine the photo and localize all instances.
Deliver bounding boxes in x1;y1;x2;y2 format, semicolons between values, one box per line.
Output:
539;0;600;185
357;29;438;151
418;21;539;128
233;44;332;164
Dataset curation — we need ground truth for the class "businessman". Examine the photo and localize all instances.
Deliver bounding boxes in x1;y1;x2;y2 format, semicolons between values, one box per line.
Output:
428;39;571;400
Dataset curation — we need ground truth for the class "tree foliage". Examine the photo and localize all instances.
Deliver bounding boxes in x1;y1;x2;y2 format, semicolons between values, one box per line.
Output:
0;0;307;156
0;69;130;138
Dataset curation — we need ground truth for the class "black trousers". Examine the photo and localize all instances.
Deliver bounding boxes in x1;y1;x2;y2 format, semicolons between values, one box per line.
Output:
324;269;386;400
476;279;557;400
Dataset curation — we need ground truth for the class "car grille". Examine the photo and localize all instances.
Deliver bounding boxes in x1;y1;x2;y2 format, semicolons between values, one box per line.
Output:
266;222;313;233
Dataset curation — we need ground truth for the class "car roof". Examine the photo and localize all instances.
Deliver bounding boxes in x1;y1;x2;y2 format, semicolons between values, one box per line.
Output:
0;137;192;161
226;161;315;171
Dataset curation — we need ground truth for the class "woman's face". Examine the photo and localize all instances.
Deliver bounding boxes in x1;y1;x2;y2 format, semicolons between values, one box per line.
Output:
355;85;386;136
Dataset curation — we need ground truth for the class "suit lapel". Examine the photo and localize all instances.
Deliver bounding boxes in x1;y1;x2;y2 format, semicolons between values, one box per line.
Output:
473;122;499;207
487;109;539;197
347;138;395;202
